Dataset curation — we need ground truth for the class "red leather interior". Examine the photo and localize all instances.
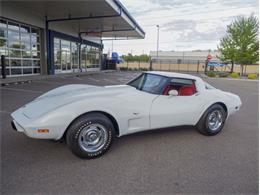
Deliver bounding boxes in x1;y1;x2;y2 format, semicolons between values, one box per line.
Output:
178;86;194;96
163;82;196;96
179;83;196;96
162;85;174;95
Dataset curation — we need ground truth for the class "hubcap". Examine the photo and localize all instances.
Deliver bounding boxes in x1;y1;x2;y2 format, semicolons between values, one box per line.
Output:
78;124;108;153
207;110;223;131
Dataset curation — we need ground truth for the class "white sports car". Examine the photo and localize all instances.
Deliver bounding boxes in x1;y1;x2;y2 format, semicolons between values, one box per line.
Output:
11;71;242;158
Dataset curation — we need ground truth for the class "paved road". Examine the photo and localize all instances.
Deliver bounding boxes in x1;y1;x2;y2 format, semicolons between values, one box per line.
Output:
1;72;258;194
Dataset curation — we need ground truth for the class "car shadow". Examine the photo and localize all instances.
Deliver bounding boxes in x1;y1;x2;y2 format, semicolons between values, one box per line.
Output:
120;125;196;138
112;125;198;148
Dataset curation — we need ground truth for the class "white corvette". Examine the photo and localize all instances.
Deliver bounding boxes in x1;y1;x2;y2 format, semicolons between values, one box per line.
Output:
11;71;241;158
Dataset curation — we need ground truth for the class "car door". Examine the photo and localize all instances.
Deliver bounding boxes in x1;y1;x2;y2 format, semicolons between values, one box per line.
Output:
119;89;158;133
118;73;167;135
150;78;204;129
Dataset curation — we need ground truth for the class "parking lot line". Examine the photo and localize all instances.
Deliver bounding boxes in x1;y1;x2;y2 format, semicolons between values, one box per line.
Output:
103;78;119;83
87;77;101;82
74;77;82;80
0;110;11;114
33;80;63;84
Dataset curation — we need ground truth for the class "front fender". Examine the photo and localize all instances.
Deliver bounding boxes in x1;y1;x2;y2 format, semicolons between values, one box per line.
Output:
37;98;122;140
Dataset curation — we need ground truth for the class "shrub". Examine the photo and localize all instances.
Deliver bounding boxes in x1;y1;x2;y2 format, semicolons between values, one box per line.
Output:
140;67;148;71
229;72;239;78
119;67;128;71
218;72;229;78
207;71;216;77
247;73;258;79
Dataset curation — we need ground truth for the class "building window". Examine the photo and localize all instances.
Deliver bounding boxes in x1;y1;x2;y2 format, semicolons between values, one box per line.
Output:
54;37;100;74
54;38;80;73
0;18;41;77
81;44;101;70
81;44;89;72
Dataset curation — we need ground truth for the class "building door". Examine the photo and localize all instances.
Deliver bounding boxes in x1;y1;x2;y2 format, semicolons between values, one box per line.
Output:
61;50;72;73
71;42;79;72
53;36;100;74
60;40;72;73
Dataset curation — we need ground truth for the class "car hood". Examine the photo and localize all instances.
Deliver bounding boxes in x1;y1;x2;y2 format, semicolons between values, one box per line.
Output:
18;84;135;119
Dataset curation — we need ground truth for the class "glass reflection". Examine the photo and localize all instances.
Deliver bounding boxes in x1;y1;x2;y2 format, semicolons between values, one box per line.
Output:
8;22;19;31
1;19;41;76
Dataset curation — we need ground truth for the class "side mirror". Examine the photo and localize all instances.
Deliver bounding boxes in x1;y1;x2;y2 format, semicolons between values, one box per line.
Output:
168;89;178;96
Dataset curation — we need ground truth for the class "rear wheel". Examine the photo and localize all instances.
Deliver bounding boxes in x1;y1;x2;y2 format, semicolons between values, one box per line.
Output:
66;113;115;158
196;104;227;136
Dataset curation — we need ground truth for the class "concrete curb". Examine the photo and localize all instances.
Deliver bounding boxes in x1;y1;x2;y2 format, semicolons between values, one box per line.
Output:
206;77;259;82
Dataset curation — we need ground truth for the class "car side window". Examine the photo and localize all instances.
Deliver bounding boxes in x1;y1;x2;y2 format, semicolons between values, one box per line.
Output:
128;73;169;95
141;74;167;94
127;74;145;89
162;78;197;96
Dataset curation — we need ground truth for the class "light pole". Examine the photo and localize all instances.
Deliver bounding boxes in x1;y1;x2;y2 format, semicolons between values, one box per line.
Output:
111;39;113;53
156;25;160;60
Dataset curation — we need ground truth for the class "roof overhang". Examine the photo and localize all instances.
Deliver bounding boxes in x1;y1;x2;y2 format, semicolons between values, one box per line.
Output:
2;0;145;39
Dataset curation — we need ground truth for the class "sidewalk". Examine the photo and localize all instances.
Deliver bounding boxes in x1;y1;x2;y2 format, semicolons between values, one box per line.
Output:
207;77;259;82
0;70;115;86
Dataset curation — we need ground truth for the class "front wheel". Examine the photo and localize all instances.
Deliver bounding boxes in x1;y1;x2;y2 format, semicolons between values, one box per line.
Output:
66;113;115;158
196;104;227;136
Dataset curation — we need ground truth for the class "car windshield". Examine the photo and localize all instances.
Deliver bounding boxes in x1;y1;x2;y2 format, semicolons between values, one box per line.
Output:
127;73;169;94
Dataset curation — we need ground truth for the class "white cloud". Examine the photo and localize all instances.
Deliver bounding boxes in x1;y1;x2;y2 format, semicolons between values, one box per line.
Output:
103;0;258;55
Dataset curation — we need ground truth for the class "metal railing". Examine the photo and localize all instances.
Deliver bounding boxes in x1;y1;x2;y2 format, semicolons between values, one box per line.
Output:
117;59;259;75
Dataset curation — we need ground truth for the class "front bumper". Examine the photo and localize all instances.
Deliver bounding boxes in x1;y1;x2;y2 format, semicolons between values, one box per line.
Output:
11;121;17;131
11;119;30;136
11;110;62;140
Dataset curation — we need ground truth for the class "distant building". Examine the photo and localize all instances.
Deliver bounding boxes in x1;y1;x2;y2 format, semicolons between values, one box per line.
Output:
150;50;221;64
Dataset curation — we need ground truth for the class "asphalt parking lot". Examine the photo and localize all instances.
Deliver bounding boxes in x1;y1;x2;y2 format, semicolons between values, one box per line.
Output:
1;71;258;194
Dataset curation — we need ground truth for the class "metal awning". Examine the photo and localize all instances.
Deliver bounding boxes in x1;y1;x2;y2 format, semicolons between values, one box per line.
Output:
2;0;145;39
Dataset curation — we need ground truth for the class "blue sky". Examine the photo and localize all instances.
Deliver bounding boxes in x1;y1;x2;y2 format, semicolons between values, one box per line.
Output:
103;0;258;55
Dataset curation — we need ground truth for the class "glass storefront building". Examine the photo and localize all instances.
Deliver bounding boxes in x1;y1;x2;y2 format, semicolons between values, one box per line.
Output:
0;18;102;77
1;0;145;78
0;18;41;76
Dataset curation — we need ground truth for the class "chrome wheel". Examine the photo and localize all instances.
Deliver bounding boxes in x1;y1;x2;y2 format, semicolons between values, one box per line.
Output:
78;124;108;153
207;110;223;131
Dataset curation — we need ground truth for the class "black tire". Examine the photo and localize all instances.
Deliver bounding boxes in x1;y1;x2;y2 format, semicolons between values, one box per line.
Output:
196;104;227;136
66;113;115;159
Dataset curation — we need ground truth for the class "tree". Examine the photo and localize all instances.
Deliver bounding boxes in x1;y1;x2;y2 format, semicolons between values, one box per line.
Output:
218;15;259;75
218;36;236;72
0;29;6;48
121;54;150;62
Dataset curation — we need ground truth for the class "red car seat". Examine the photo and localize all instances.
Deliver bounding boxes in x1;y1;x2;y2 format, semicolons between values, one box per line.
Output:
179;83;196;96
162;85;174;95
